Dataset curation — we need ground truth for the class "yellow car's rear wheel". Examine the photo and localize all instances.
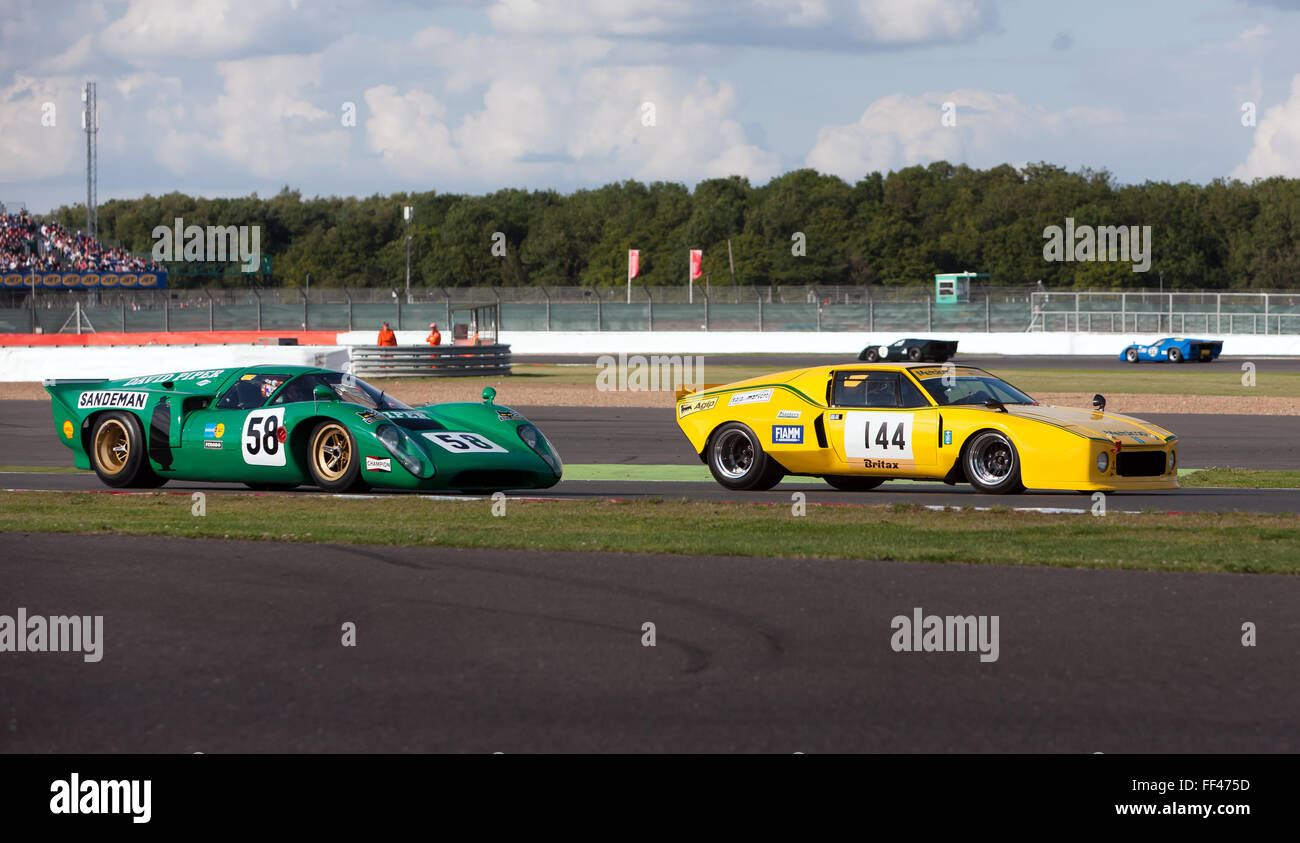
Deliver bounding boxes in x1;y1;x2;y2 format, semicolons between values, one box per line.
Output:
707;423;784;491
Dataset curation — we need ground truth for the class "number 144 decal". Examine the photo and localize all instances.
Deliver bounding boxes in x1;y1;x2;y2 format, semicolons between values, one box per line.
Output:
843;412;914;460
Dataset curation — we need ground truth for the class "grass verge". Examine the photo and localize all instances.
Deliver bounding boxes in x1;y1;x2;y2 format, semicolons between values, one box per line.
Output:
1179;468;1300;488
1;491;1295;574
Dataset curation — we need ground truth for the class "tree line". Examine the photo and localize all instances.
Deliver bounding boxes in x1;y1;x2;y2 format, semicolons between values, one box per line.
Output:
48;161;1300;290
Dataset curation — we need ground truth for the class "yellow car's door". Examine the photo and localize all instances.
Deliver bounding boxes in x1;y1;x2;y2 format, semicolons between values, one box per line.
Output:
823;370;938;473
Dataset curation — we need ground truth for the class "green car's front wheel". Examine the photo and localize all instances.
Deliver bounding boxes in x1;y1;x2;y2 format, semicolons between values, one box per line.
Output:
90;411;165;488
308;421;363;492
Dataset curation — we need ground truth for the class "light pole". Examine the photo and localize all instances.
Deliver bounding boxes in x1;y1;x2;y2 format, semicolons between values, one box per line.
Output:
403;205;413;303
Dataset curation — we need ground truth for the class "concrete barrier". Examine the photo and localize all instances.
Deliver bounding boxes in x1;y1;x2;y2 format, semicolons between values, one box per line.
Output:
1;345;350;382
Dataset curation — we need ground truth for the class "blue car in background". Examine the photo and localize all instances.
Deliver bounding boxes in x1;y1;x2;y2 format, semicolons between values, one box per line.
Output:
1120;337;1224;363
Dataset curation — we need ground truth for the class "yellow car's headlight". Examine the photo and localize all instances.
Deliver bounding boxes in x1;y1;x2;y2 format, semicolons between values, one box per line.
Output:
1097;452;1109;473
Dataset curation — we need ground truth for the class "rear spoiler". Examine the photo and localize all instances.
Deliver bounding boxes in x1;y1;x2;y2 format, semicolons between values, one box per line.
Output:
44;378;109;386
675;384;725;401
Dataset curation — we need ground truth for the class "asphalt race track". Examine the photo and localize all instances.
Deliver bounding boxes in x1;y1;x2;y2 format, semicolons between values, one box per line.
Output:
3;395;1299;752
3;400;1298;514
4;531;1298;752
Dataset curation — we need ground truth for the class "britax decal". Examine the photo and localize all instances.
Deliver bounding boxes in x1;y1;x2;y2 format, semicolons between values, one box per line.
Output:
776;410;801;419
728;388;773;407
365;456;392;472
77;391;147;410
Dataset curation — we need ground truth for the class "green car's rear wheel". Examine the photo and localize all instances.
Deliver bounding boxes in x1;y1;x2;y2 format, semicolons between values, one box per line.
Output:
308;421;363;492
90;411;165;488
706;422;785;491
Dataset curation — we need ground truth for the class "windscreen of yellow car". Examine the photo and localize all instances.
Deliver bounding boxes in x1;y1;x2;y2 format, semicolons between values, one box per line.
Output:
914;371;1036;406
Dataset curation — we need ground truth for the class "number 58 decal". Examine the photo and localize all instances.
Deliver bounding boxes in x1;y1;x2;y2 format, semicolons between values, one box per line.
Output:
243;408;287;466
422;431;507;453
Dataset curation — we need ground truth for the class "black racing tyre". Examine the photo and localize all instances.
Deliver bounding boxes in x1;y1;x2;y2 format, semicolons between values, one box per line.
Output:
307;421;364;492
706;422;785;491
90;411;163;488
1125;348;1139;363
824;475;885;491
962;430;1025;494
1167;347;1183;363
862;347;880;362
907;346;923;361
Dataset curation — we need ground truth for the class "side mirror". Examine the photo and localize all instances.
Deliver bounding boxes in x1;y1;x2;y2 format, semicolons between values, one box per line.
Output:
984;398;1006;413
313;385;336;401
1092;393;1106;412
482;386;497;404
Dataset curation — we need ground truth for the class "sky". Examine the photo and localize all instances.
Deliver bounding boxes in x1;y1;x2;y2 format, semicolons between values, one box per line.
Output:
4;0;1300;213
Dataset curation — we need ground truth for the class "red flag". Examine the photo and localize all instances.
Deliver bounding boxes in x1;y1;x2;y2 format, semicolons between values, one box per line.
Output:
628;249;640;280
689;249;703;281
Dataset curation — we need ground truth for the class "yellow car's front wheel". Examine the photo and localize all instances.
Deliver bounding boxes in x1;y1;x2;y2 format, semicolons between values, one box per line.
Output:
963;431;1025;494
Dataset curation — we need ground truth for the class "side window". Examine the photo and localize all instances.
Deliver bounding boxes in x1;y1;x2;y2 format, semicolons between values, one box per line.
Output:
832;372;901;408
215;374;290;410
271;375;323;405
900;376;931;408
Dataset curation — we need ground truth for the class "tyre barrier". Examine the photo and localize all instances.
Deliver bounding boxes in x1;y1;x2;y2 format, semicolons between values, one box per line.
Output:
349;344;512;377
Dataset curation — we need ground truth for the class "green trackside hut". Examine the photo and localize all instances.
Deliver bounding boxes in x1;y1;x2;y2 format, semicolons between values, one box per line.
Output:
935;272;986;304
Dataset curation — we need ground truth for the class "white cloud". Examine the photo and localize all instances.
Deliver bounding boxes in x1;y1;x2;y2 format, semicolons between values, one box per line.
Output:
364;63;778;186
0;75;83;183
806;89;1121;178
1232;73;1300;180
485;0;996;48
153;54;350;178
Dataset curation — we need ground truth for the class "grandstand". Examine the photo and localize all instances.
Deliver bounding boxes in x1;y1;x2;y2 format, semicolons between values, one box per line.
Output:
1;210;163;274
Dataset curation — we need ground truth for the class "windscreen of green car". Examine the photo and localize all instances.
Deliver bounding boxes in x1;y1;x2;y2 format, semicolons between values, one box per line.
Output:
916;374;1035;406
271;373;414;411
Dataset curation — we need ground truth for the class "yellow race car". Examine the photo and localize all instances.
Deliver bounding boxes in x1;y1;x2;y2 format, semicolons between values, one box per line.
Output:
675;364;1179;494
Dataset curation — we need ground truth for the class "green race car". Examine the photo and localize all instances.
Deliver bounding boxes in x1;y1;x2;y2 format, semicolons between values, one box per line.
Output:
45;365;562;493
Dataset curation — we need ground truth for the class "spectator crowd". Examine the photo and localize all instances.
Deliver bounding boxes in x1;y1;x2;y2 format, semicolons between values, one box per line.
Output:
1;210;164;274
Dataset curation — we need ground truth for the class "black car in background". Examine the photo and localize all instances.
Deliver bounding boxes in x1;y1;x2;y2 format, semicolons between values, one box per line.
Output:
858;338;959;363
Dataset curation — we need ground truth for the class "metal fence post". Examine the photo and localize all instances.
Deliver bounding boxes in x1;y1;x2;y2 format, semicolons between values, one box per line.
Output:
703;289;709;331
302;289;309;331
926;295;931;331
1265;293;1270;335
868;289;874;331
120;297;126;332
645;285;653;330
163;292;170;332
985;294;991;332
207;290;215;331
758;297;764;331
816;302;821;332
345;291;353;331
1216;293;1220;334
255;289;262;331
541;286;551;330
396;295;402;330
594;287;602;331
